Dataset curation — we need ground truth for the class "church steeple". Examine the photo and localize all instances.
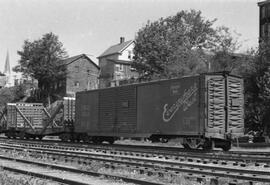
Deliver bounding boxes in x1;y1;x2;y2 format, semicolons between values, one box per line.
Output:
4;50;10;75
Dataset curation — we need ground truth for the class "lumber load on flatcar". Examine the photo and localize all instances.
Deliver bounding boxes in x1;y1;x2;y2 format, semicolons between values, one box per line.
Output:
0;102;65;139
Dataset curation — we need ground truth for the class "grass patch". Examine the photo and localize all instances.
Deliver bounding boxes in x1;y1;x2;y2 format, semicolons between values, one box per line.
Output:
0;169;58;185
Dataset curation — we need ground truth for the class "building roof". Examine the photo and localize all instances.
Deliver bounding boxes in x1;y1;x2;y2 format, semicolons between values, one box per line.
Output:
258;0;270;6
98;40;134;58
59;54;100;69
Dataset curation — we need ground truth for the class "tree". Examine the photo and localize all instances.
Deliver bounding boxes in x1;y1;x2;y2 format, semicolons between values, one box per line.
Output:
0;85;28;108
133;9;221;80
252;41;270;134
14;32;68;103
237;40;270;134
210;26;243;74
133;10;244;80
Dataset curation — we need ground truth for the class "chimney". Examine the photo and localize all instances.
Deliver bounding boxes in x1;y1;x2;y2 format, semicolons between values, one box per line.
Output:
120;37;125;44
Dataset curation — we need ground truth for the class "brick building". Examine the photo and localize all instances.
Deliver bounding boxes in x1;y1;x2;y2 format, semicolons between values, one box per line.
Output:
258;0;270;41
57;54;100;97
98;37;138;88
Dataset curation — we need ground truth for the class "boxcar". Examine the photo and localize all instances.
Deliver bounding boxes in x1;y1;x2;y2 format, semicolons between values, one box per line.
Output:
75;72;244;150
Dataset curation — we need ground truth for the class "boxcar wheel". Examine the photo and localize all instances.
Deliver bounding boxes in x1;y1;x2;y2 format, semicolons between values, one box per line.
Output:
81;134;90;143
92;137;102;144
160;138;169;143
183;138;201;149
202;139;213;150
38;136;43;140
25;135;30;140
221;142;231;151
6;132;11;139
19;132;25;140
61;134;68;142
107;138;115;144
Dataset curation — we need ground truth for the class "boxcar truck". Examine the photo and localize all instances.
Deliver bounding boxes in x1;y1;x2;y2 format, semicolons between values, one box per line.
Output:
75;72;244;151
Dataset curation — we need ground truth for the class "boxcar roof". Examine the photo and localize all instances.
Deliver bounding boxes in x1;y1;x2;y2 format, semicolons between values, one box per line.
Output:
77;71;242;95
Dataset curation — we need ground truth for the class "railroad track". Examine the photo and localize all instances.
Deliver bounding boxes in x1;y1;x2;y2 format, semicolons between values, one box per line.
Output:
1;138;270;165
0;154;161;185
0;139;270;184
3;137;269;157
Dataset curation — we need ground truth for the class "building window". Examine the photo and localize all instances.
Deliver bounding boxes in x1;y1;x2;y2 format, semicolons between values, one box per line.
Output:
74;81;80;87
87;69;90;76
115;64;124;71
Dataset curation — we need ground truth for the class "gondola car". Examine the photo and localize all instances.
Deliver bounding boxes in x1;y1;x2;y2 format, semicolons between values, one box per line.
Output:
72;72;244;151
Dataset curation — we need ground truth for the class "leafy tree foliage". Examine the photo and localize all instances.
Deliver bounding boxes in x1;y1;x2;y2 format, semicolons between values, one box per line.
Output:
235;40;270;134
248;41;270;134
0;85;28;108
210;26;243;73
133;10;218;80
14;32;68;101
133;10;245;80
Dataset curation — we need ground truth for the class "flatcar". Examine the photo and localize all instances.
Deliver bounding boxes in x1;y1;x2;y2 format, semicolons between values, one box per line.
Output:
0;102;65;139
68;72;244;151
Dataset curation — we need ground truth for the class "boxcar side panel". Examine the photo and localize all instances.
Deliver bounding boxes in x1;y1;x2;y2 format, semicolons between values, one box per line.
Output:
137;76;202;136
115;86;137;133
98;88;116;132
137;83;160;135
75;91;99;133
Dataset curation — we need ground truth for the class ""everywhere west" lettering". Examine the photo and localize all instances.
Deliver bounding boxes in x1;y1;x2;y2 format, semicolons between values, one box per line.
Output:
162;83;198;122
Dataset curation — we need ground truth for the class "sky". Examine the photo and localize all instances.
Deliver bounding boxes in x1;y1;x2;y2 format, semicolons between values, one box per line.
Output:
0;0;260;74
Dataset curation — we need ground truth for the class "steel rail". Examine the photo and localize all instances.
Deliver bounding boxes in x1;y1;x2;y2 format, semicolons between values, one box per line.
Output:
1;139;270;165
0;154;164;185
0;143;270;183
3;137;270;158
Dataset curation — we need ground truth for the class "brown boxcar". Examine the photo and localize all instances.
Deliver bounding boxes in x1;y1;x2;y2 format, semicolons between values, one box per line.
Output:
75;72;244;150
